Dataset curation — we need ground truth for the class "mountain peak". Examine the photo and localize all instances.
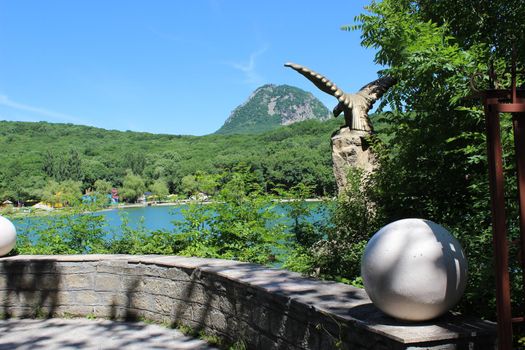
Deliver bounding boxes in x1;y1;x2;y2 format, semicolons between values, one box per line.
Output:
215;84;330;134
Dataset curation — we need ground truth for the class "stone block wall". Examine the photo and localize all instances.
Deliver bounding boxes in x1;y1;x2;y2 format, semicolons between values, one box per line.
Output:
0;255;496;349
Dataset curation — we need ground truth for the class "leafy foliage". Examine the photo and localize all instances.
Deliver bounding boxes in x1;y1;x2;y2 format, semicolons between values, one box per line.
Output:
40;180;83;207
175;168;287;264
350;0;525;320
0;118;340;204
16;207;107;255
282;170;377;284
13;169;295;266
107;213;177;255
120;171;146;203
42;149;83;182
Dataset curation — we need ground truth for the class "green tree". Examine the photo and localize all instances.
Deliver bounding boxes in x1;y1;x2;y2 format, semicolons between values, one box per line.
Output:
351;0;525;318
107;213;176;255
42;149;84;182
82;159;111;187
120;172;146;203
94;179;113;195
40;180;83;207
180;171;220;197
282;170;376;283
150;179;169;200
195;171;220;195
0;117;340;203
180;174;198;196
144;151;181;180
123;151;147;175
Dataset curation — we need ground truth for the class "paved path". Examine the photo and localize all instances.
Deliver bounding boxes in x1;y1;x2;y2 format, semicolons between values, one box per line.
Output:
0;318;219;350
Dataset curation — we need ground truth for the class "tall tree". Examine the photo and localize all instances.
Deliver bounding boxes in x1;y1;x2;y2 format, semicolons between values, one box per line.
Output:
94;179;113;195
42;149;84;182
123;151;147;175
120;171;146;203
351;0;525;318
149;179;169;200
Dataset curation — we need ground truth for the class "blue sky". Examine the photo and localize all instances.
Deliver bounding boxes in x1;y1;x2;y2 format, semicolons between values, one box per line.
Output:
0;1;379;136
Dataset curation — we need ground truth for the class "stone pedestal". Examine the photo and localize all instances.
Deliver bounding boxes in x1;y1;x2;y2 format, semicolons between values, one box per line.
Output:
331;127;375;193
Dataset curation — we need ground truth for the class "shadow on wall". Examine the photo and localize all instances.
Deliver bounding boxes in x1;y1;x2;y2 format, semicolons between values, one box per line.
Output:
98;261;357;349
1;260;60;319
0;260;218;349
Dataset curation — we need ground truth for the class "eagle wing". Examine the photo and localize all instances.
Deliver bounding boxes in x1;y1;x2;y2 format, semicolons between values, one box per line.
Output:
355;76;396;110
284;62;345;99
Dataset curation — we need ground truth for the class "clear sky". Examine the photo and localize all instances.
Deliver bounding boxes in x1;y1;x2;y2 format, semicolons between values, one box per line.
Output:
0;1;379;136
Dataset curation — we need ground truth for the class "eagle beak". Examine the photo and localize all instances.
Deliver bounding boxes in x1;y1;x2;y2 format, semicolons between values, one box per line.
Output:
333;102;344;118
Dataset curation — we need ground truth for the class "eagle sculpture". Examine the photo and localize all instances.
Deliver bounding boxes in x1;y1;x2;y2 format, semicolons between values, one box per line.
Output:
284;62;396;132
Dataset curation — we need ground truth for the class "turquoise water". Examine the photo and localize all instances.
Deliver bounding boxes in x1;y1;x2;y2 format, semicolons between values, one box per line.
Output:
95;205;188;233
13;202;330;240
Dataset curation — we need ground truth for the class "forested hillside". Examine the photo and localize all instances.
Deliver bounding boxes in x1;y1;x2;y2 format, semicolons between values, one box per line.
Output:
0;118;342;203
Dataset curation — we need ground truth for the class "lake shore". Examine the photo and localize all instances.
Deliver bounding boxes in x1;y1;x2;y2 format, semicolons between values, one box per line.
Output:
2;197;329;219
12;199;331;239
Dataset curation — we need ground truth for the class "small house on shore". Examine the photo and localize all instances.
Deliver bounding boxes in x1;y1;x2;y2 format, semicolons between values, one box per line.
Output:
0;200;13;209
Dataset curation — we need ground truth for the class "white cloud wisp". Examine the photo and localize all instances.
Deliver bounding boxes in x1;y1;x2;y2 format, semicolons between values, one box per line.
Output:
0;95;85;124
228;46;268;85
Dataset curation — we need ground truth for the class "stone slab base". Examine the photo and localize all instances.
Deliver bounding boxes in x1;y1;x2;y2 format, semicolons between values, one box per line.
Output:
331;127;375;193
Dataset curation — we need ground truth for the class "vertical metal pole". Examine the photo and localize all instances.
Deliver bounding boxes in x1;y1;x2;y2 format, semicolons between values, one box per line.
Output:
484;98;513;349
513;113;525;315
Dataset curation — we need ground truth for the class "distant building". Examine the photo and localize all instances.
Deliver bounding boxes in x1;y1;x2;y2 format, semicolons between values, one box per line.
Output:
0;200;13;209
110;188;119;204
82;194;96;203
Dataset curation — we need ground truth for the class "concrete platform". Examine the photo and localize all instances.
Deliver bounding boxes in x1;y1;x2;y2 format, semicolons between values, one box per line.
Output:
0;318;219;350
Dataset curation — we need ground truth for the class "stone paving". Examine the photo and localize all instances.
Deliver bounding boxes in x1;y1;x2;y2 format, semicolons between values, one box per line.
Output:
0;318;219;350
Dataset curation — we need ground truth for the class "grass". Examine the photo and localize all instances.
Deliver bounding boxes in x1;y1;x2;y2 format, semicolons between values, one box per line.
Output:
228;340;247;350
199;330;223;347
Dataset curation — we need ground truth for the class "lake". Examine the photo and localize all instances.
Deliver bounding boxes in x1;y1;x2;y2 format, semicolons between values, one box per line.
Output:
13;202;330;240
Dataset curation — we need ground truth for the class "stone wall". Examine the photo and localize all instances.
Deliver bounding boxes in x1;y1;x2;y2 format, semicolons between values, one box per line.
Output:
0;255;495;349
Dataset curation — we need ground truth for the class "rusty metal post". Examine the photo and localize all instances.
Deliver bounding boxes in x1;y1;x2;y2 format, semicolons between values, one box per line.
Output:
513;113;525;311
483;94;513;349
510;55;525;306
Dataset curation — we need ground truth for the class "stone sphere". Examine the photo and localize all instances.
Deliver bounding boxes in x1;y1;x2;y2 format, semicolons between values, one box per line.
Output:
361;218;467;321
0;216;16;256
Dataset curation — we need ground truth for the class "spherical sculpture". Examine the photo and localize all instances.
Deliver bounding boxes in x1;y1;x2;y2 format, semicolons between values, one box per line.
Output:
361;218;467;321
0;216;16;256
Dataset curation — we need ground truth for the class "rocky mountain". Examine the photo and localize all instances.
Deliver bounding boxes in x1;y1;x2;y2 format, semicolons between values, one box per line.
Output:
215;84;330;134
